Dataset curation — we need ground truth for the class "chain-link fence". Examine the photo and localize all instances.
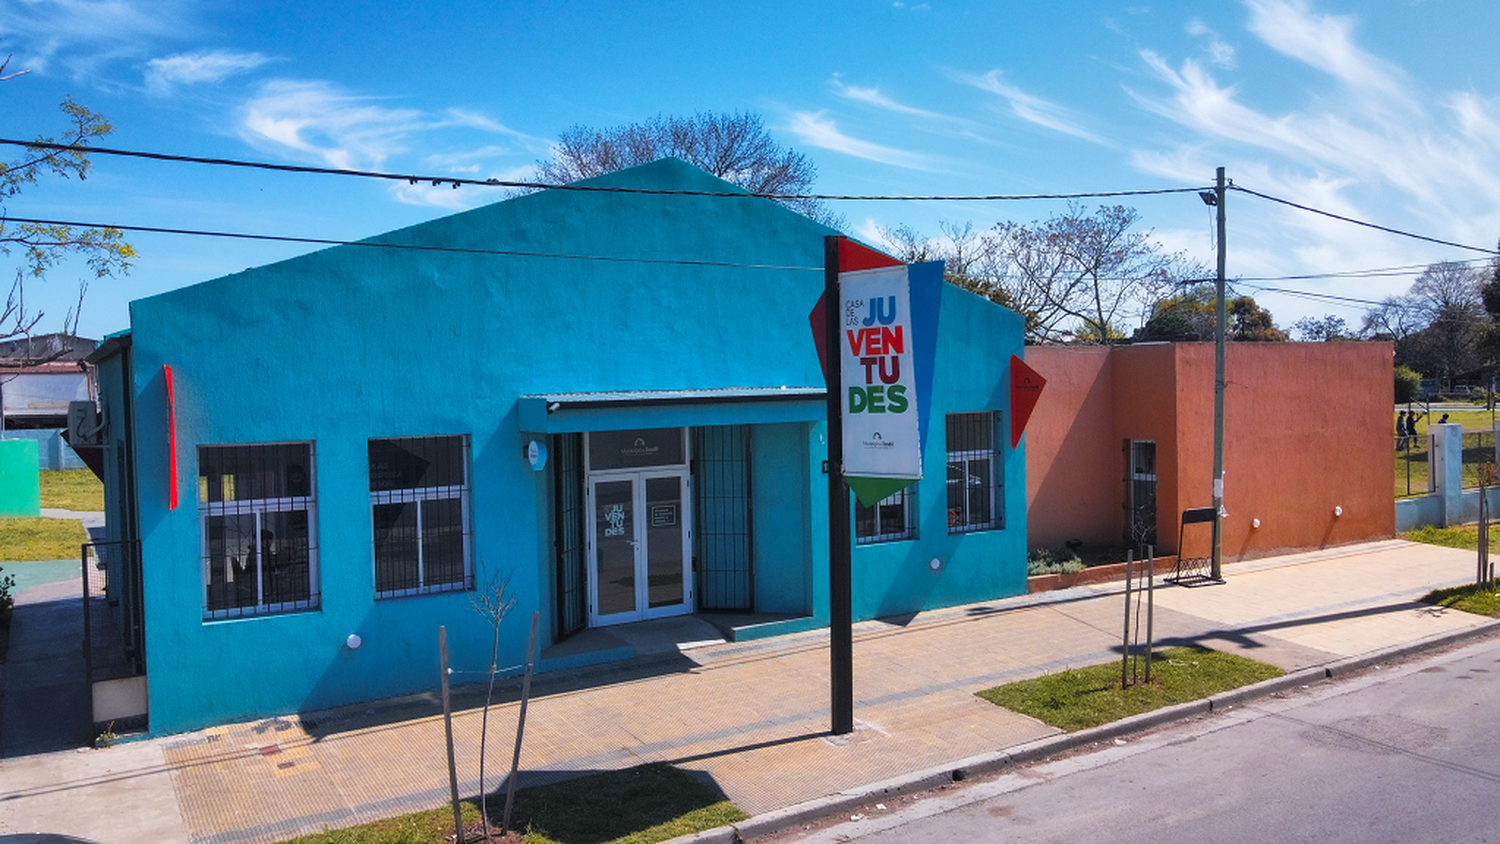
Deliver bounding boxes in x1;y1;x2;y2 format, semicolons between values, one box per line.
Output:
82;540;145;685
1462;430;1498;490
1396;434;1433;499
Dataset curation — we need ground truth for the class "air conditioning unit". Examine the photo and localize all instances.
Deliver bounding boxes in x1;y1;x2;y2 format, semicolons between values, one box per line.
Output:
68;400;105;447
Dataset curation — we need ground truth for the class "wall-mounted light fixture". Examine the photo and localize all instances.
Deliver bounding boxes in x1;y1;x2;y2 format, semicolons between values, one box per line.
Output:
525;439;548;472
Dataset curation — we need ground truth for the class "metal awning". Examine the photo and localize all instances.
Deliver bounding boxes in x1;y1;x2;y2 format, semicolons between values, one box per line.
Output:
517;386;827;434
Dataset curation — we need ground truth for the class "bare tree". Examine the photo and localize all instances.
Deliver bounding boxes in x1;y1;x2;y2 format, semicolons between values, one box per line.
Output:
1372;261;1487;382
2;51;134;351
532;111;841;228
469;570;517;840
882;205;1200;343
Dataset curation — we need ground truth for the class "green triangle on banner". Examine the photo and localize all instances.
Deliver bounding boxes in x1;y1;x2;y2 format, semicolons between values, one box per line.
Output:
846;475;918;508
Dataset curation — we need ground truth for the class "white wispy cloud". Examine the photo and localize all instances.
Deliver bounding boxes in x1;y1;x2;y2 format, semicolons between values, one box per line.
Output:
237;79;539;208
954;70;1109;145
832;79;972;125
239;79;428;170
145;49;275;94
785;111;935;170
1127;2;1500;306
1244;0;1413;108
0;0;193;75
1186;19;1236;69
422;145;512;174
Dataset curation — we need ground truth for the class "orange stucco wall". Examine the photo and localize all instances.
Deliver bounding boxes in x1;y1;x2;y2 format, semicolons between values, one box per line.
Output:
1025;346;1119;548
1025;341;1394;559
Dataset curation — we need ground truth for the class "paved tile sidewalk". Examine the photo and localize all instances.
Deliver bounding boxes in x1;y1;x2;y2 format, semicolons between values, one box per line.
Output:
0;539;1491;844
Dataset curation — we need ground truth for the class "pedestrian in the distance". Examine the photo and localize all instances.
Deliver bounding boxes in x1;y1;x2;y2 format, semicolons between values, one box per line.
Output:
1397;410;1408;451
1439;413;1450;425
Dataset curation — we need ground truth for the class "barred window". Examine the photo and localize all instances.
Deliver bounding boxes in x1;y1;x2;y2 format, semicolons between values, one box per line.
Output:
370;435;472;598
947;412;1002;533
855;486;916;544
199;443;318;619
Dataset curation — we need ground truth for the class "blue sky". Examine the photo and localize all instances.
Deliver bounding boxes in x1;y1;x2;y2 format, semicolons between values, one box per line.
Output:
3;0;1498;339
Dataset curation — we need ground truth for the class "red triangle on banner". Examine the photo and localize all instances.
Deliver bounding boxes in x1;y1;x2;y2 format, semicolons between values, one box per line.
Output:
1010;355;1046;449
838;238;904;272
809;238;904;384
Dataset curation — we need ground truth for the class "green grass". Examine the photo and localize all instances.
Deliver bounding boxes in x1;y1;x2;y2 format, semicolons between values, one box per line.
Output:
975;645;1284;732
0;517;88;562
39;469;104;511
281;763;747;844
284;804;481;844
1401;524;1480;551
1421;581;1500;617
1394;410;1500;498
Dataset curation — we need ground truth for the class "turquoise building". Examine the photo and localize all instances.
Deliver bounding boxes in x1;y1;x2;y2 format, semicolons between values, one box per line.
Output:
90;159;1028;735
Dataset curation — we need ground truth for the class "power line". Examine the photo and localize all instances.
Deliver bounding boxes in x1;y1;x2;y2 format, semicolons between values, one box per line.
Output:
0;215;824;272
7;213;1485;293
1231;184;1500;257
0;138;1209;202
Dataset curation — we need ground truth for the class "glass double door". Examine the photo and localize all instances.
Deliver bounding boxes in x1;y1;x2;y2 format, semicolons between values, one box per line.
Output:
589;470;691;626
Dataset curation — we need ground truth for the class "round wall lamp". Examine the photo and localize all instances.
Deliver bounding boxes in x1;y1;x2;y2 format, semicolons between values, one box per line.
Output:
929;557;942;571
346;633;363;650
1334;506;1343;517
1252;518;1261;529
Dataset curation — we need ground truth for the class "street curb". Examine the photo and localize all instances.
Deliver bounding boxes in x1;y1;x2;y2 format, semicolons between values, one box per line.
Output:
668;618;1500;844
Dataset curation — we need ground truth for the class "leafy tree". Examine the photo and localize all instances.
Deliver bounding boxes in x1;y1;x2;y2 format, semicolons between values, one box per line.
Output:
1228;296;1286;341
1138;285;1216;340
2;57;134;358
1137;284;1285;342
1393;364;1421;403
532;111;840;227
1292;314;1351;341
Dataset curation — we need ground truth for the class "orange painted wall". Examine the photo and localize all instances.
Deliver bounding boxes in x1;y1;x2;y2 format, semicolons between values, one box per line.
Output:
1112;344;1181;550
1025;341;1394;559
1025;347;1118;548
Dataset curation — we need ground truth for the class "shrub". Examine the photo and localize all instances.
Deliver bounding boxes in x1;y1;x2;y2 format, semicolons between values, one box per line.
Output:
0;566;14;612
1394;365;1421;404
1027;547;1084;576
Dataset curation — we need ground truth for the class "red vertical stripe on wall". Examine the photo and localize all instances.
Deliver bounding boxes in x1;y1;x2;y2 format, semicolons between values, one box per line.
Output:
165;364;178;510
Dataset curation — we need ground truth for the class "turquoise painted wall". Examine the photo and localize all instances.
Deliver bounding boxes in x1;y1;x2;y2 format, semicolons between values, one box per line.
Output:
848;284;1028;620
749;422;812;614
0;439;41;517
120;159;1025;734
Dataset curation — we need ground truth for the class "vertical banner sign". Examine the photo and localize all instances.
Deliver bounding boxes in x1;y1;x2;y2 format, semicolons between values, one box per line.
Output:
840;265;922;493
164;364;178;511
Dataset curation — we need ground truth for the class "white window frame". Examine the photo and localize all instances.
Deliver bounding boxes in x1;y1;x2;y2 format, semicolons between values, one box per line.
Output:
370;435;473;599
855;486;917;544
947;412;1002;534
198;442;319;620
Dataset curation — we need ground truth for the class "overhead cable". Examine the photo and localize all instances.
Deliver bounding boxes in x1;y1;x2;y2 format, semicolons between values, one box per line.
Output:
0;215;824;271
1231;185;1499;257
0;138;1209;202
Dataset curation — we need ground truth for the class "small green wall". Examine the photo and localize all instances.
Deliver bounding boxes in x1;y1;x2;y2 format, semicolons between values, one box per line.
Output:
0;439;41;516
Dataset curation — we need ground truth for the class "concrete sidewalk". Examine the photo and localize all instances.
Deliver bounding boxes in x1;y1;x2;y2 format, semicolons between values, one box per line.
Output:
0;539;1494;844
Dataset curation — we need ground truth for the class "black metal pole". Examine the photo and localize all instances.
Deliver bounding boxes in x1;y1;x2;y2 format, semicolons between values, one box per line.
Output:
825;235;854;736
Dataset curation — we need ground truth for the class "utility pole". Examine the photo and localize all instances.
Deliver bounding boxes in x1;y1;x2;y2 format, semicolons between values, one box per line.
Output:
1211;166;1227;580
824;235;854;735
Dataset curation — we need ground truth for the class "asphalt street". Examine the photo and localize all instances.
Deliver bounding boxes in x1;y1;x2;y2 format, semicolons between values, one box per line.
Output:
770;633;1500;844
